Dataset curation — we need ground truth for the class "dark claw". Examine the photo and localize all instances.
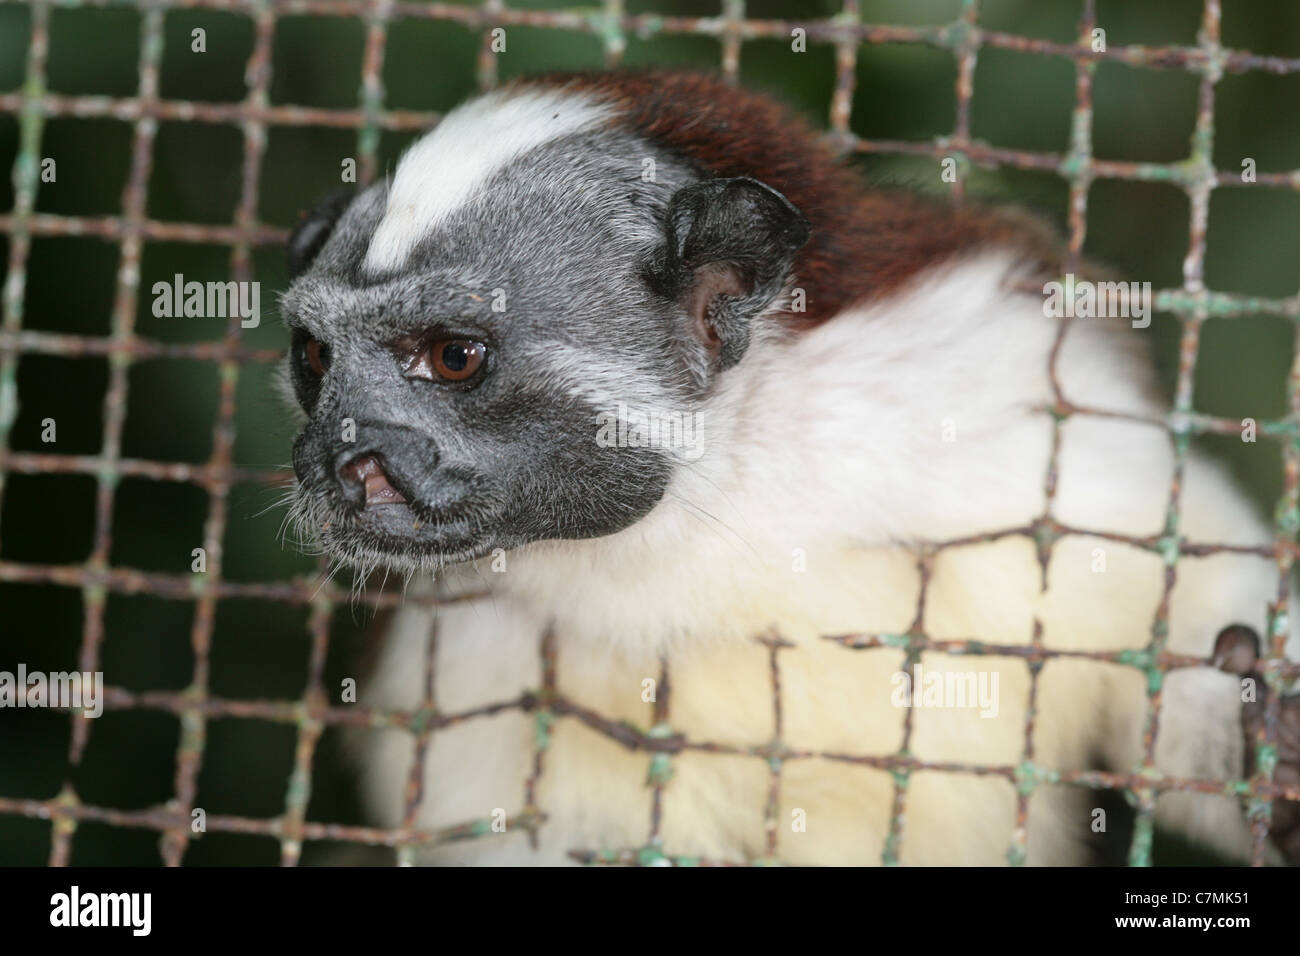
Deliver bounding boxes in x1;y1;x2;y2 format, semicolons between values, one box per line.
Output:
1212;624;1261;676
1213;623;1300;864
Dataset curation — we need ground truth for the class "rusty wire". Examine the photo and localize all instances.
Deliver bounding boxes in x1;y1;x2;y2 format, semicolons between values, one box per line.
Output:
1;0;1300;867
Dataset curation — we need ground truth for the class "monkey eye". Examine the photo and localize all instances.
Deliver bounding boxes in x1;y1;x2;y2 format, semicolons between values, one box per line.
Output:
304;338;330;376
403;338;487;383
292;328;331;379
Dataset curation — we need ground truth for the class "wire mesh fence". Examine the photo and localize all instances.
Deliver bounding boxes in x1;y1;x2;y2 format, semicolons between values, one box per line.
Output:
1;0;1299;866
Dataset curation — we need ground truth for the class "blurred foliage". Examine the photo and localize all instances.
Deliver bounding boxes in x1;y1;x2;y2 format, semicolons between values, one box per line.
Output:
1;0;1299;865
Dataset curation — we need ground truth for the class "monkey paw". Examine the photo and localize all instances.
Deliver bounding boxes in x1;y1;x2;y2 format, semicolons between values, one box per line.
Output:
1214;624;1300;864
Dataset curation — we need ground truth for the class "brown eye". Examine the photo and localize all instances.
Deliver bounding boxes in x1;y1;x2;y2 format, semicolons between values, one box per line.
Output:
304;338;330;376
406;338;486;382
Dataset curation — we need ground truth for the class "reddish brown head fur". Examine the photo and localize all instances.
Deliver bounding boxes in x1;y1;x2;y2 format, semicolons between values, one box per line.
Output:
517;69;1053;325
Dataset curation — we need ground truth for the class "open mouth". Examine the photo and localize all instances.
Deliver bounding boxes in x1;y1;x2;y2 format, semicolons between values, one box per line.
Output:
316;455;501;563
339;453;409;507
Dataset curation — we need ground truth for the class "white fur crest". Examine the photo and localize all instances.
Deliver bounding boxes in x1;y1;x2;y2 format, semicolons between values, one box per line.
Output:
364;88;613;274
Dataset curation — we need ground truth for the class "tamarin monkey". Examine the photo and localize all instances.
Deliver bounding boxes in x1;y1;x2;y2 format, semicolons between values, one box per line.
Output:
279;70;1300;865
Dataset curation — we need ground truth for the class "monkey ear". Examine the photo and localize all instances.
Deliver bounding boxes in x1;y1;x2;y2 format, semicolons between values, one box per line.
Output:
287;192;353;279
654;176;810;376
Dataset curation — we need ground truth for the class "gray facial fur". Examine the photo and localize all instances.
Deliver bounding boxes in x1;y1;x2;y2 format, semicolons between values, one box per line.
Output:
279;120;808;573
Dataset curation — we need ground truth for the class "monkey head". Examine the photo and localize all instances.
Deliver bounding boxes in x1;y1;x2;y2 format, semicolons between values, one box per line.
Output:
278;85;810;573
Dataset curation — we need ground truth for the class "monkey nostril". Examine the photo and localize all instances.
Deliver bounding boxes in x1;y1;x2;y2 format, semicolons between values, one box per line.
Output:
337;453;408;507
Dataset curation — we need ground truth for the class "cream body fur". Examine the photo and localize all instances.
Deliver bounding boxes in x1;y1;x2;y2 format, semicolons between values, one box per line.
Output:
356;251;1292;865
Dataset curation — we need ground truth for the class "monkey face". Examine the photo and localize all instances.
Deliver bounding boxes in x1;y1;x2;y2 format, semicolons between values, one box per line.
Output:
277;116;808;573
280;318;678;571
280;239;677;569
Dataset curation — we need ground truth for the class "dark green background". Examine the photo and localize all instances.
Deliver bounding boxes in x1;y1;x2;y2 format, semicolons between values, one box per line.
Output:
1;0;1298;864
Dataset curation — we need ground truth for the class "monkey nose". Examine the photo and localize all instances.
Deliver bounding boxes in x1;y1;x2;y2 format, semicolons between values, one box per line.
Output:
337;453;408;507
